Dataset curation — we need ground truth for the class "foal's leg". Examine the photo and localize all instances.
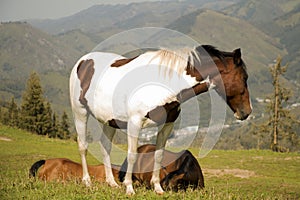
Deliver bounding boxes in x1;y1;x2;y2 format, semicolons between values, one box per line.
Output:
123;116;142;195
151;122;174;194
99;124;119;187
73;110;91;186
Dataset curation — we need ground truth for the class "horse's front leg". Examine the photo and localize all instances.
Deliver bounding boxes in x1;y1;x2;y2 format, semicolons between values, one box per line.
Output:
123;116;142;195
99;124;119;187
151;122;174;195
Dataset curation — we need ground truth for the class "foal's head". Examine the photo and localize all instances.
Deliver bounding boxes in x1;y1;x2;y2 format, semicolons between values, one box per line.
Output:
197;45;252;120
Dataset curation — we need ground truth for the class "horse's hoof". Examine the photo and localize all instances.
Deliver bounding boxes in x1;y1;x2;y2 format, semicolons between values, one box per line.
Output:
82;176;91;187
154;183;164;195
126;191;135;196
126;185;135;196
110;182;120;188
83;180;91;187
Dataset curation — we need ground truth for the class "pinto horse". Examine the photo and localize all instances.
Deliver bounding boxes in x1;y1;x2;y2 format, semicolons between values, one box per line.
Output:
69;45;252;195
119;144;204;191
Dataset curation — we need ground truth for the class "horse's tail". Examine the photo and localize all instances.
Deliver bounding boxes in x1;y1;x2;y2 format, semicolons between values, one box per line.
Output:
29;160;45;178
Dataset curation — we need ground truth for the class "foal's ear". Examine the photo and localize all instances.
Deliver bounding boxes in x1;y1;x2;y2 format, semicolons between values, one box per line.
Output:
233;48;242;65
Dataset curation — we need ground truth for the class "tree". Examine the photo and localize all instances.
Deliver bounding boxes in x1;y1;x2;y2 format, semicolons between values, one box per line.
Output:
41;101;54;136
254;57;299;152
0;100;9;126
20;71;46;134
58;111;71;139
50;112;59;138
8;97;19;127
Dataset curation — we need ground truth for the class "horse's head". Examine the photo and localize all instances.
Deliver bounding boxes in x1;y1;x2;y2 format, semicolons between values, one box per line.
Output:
211;48;252;120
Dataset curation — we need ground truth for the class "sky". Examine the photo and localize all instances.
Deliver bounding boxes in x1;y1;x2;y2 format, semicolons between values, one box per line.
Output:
0;0;166;21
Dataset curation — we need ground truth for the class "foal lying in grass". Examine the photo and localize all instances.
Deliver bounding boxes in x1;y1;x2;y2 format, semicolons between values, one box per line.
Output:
30;144;204;191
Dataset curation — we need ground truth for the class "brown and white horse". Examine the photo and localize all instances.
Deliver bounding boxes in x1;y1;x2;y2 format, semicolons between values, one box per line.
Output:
69;45;251;195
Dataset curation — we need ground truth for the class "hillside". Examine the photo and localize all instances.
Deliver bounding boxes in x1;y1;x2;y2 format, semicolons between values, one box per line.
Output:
223;0;300;81
0;22;82;111
56;29;98;54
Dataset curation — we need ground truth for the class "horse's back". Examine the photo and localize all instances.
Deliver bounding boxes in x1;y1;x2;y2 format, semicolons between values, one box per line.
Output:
39;158;82;181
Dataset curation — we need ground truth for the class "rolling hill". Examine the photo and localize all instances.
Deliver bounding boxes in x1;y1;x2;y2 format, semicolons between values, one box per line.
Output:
0;22;83;111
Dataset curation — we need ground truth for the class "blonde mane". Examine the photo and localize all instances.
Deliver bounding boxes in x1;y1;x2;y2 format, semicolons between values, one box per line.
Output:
150;47;201;78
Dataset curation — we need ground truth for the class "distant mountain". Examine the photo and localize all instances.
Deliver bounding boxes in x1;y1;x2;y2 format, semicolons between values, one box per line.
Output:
223;0;290;23
29;0;239;35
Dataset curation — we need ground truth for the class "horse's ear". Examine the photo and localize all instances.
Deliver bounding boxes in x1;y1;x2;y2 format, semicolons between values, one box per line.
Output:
233;48;242;65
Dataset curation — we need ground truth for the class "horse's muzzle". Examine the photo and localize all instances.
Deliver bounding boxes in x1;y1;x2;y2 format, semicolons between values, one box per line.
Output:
234;110;251;121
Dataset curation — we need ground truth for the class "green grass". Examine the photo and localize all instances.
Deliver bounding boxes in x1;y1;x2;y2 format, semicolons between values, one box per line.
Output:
0;125;299;199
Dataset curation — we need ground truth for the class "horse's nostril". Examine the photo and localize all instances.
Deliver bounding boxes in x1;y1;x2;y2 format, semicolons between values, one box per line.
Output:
241;112;250;120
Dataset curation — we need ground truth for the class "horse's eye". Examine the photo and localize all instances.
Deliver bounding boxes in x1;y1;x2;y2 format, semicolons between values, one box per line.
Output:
227;95;234;100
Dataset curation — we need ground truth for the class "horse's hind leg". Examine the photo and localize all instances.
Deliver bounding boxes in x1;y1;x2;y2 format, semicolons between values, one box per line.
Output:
124;116;142;195
73;109;91;186
99;124;119;187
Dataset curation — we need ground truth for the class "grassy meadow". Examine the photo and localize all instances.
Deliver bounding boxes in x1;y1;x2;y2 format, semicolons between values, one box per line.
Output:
0;125;299;199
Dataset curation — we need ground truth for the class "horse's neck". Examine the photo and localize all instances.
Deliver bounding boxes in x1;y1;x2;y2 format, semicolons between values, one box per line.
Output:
192;57;226;82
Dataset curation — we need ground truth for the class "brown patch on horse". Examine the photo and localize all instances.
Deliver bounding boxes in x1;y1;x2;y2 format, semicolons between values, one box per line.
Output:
31;158;120;182
77;59;95;105
185;66;203;81
145;81;209;125
111;56;138;67
145;101;181;125
108;119;127;129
